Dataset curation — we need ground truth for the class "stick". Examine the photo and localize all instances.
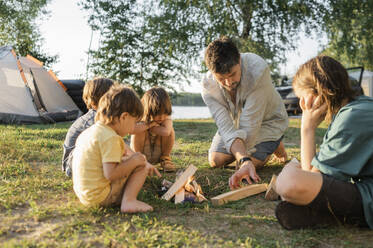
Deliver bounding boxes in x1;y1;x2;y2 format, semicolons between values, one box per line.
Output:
161;164;197;201
162;179;173;189
211;183;268;206
174;188;185;204
264;174;278;201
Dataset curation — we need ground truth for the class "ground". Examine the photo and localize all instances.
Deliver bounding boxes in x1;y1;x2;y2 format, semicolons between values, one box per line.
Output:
1;119;373;247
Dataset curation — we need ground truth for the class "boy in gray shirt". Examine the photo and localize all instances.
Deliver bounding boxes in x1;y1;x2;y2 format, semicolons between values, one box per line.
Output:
62;78;114;177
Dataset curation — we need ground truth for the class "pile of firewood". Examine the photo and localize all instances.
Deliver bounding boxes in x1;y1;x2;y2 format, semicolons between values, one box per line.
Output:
161;163;282;205
161;165;207;204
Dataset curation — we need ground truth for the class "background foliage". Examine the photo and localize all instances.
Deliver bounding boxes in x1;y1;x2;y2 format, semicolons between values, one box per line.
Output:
80;0;326;91
0;0;57;67
1;0;372;90
80;0;191;94
170;92;205;106
321;0;373;70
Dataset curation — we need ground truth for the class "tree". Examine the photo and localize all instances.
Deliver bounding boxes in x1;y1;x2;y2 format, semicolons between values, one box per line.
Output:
0;0;57;67
321;0;373;70
146;0;326;76
81;0;327;92
80;0;189;94
170;92;205;106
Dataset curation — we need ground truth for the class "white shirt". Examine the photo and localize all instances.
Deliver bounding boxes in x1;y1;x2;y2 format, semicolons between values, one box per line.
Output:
201;53;288;153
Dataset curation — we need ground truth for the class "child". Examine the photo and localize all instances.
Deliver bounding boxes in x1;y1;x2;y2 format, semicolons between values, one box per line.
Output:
72;84;161;213
62;78;114;177
274;55;373;229
131;87;176;172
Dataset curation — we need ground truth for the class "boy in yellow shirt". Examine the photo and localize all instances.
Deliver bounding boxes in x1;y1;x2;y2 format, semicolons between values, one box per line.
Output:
72;84;161;213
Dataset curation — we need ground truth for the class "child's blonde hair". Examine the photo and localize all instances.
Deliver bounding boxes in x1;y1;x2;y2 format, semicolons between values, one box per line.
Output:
83;78;114;109
95;84;143;125
141;87;172;123
293;55;356;121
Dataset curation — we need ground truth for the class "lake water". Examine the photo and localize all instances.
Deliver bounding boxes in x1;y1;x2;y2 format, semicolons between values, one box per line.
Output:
171;106;211;119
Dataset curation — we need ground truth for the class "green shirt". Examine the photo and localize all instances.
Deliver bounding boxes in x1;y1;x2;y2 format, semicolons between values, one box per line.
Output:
312;95;373;229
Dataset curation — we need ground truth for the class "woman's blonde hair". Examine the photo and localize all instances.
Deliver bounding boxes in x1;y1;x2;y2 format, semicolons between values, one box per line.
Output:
141;87;172;123
95;84;143;125
83;78;114;109
293;55;356;121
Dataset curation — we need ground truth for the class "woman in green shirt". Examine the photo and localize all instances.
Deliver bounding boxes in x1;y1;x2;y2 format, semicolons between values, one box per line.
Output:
275;55;373;229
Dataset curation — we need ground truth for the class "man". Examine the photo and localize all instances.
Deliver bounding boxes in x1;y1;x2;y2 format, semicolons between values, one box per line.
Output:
201;37;288;189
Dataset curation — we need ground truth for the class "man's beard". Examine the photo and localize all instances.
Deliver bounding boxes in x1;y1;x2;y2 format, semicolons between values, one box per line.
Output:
226;81;239;91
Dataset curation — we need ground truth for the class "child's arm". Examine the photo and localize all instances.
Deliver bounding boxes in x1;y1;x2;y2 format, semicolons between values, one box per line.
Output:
103;152;147;181
109;147;162;181
131;121;159;134
123;142;134;156
149;117;173;136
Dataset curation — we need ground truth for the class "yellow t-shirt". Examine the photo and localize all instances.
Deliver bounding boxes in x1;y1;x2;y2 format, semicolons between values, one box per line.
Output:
72;122;125;206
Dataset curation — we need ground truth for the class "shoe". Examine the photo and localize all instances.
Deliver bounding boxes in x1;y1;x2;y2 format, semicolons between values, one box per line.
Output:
160;155;176;172
275;201;337;230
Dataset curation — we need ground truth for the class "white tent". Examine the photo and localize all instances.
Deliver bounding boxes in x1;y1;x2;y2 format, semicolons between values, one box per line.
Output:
0;45;80;124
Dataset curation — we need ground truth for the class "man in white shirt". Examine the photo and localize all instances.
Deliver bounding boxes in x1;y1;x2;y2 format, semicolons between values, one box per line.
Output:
201;37;288;189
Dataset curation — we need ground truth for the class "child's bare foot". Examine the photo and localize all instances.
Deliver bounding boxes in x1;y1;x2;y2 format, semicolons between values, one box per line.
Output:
121;200;153;213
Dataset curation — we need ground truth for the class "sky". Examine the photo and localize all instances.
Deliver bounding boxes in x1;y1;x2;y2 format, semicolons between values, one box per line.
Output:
40;0;326;93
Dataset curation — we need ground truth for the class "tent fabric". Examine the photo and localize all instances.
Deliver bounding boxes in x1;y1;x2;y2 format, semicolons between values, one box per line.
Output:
0;113;43;124
20;57;78;113
0;46;80;124
0;46;40;117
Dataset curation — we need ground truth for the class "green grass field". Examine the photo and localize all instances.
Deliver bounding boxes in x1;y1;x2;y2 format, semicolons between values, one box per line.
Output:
1;118;373;247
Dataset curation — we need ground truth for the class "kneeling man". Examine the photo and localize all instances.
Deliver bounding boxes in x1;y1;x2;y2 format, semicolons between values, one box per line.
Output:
201;37;288;189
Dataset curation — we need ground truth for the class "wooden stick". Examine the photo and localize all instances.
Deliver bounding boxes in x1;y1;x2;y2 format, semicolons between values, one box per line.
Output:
264;174;278;201
211;183;268;206
174;188;185;204
162;179;173;189
161;164;197;201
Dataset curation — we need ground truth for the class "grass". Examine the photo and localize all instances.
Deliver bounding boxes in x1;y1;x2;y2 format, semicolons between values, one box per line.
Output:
1;118;373;247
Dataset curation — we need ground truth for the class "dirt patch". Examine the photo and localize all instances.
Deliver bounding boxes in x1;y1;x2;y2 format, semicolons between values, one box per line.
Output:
0;198;75;243
1;220;60;242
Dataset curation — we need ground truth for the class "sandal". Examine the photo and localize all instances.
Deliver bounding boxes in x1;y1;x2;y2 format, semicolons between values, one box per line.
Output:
160;155;176;172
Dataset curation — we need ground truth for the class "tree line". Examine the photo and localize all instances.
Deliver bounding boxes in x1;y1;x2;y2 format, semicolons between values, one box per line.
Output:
170;92;205;106
1;0;372;93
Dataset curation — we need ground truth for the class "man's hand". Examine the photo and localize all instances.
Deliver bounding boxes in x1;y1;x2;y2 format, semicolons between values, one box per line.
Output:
300;94;327;131
145;162;162;177
229;162;261;190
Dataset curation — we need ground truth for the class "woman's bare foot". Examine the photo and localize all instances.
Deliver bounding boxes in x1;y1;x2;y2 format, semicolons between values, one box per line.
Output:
121;200;153;213
273;141;288;164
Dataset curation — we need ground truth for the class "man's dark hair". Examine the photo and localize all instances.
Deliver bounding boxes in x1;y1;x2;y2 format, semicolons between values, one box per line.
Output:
204;37;240;74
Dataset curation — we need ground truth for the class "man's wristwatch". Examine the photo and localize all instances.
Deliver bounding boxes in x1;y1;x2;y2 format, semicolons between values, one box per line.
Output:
238;157;252;166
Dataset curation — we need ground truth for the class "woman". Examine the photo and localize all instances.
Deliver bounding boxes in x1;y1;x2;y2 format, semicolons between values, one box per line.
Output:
275;55;373;229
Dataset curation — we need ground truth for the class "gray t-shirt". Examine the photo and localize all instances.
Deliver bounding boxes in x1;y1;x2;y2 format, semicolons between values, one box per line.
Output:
312;95;373;229
62;109;96;172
